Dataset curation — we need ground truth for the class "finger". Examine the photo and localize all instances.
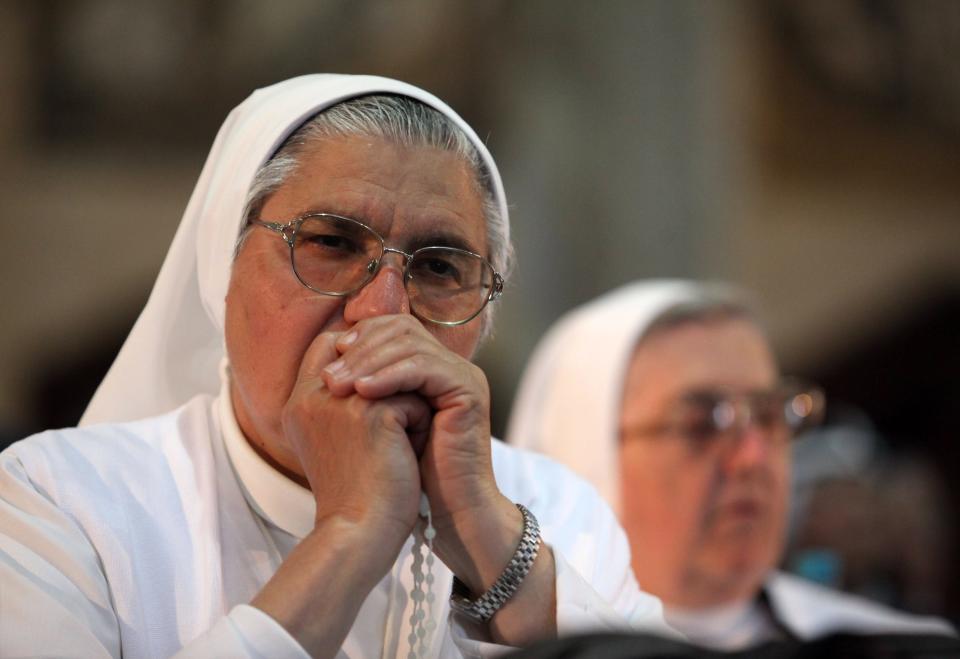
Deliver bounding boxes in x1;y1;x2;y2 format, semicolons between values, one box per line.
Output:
334;314;440;365
353;357;426;400
323;316;439;394
296;331;345;384
334;314;430;356
380;393;433;459
353;354;481;408
324;332;442;396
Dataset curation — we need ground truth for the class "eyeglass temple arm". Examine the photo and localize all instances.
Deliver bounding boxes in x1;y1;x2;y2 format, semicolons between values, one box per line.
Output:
489;273;505;301
251;219;295;244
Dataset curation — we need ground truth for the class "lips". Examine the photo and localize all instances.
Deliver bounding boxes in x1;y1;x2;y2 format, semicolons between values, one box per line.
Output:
714;498;766;524
727;500;763;517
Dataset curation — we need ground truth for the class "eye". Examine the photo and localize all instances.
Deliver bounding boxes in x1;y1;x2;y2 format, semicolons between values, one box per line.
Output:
423;257;458;278
752;396;784;429
295;230;367;263
294;215;377;261
410;249;468;288
307;233;360;253
676;398;724;443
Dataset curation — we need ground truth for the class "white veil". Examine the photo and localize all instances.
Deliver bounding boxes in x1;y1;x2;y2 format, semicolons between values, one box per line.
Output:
81;74;509;426
505;280;705;514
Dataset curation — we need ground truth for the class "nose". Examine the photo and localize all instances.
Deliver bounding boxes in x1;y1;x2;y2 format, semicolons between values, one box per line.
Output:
721;422;774;475
342;253;411;323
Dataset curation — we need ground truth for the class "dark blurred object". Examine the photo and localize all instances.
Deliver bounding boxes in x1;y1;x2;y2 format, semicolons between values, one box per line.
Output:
507;632;960;659
32;0;507;148
26;302;142;435
0;425;29;453
787;452;951;615
774;0;960;139
813;286;960;466
808;286;960;624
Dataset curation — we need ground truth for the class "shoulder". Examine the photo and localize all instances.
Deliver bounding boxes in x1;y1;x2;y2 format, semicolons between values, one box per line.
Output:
490;439;661;623
490;438;627;563
490;437;612;520
1;395;217;507
766;571;956;639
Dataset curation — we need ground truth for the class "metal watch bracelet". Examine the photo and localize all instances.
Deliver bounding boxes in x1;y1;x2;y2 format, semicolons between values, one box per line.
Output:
449;503;542;623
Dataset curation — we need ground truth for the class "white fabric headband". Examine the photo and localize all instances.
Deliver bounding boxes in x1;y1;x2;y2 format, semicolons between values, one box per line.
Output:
82;74;509;426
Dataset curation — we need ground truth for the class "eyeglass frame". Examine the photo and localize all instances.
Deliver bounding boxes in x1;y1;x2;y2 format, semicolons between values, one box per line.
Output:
249;212;505;326
619;379;826;451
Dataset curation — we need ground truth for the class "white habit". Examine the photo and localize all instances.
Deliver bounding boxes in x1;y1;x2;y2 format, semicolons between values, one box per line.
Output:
0;372;667;657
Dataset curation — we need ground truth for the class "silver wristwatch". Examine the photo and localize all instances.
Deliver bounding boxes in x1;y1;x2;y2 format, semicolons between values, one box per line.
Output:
449;503;542;623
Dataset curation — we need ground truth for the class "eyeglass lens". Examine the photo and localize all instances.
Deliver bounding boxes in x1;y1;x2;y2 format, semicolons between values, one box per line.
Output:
292;215;381;294
291;215;495;323
677;385;824;444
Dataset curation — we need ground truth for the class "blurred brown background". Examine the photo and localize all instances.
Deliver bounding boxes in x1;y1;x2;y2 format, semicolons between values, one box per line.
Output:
1;0;958;626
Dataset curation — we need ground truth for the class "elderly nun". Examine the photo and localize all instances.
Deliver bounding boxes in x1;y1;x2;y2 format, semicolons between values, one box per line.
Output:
0;76;670;658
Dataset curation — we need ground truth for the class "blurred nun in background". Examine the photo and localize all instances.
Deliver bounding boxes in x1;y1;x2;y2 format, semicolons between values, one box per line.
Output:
507;280;954;650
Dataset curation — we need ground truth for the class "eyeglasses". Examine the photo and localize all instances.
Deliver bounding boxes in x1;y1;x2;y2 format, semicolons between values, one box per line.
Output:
251;213;504;326
621;380;826;450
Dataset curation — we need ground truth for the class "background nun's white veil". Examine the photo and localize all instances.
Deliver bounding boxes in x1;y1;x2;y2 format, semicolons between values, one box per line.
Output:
505;280;705;515
81;74;509;426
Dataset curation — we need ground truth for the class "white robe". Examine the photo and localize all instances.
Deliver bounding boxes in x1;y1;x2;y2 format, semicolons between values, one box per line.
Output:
0;382;669;658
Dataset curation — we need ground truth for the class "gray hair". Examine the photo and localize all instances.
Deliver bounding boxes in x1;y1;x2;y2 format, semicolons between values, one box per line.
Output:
234;94;513;339
641;283;761;343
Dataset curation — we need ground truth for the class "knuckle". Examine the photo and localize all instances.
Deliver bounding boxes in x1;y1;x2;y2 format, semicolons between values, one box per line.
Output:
366;401;397;433
285;388;316;418
282;393;320;433
405;353;426;371
345;394;370;416
462;360;486;384
395;332;418;352
396;313;418;328
397;314;426;336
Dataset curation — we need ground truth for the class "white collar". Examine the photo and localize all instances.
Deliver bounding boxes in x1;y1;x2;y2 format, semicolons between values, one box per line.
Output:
217;361;316;539
665;597;778;650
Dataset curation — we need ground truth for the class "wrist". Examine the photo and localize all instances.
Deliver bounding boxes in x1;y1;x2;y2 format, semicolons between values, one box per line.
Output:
252;515;404;656
310;513;409;584
449;503;542;623
432;494;524;595
434;496;558;644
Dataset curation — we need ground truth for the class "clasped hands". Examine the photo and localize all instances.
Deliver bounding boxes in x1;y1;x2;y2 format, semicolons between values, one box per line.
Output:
257;314;555;651
281;314;520;595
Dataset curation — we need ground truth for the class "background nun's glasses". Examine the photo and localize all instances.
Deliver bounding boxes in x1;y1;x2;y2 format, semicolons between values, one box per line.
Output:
621;380;826;451
251;213;504;326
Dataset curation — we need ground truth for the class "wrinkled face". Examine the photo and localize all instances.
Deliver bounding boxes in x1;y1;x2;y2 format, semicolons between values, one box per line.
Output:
225;134;488;479
618;318;788;609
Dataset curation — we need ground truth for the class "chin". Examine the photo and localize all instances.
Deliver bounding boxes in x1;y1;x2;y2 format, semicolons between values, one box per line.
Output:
726;549;771;579
704;539;777;594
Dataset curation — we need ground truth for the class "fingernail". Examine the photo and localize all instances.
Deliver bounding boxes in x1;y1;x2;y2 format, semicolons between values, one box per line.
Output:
357;375;374;385
324;360;346;377
339;331;358;347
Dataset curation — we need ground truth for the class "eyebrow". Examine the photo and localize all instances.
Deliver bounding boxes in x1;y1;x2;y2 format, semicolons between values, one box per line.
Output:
407;231;482;255
299;207;484;256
